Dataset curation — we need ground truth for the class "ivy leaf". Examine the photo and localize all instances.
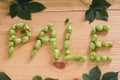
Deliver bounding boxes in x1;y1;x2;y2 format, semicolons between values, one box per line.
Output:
44;78;58;80
85;8;96;23
96;10;108;21
32;76;42;80
17;5;31;20
102;72;119;80
0;72;11;80
89;66;101;80
83;74;91;80
28;2;46;13
10;4;17;18
85;0;111;23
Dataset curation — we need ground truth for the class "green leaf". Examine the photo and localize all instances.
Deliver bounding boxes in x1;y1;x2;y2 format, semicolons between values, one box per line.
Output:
102;72;119;80
9;0;45;20
16;0;33;4
89;66;101;80
0;72;11;80
85;0;111;23
44;78;58;80
28;2;46;13
82;66;119;80
101;1;111;10
91;0;111;10
17;5;31;20
64;18;70;24
83;74;91;80
85;8;96;23
96;10;108;21
32;75;42;80
10;4;17;18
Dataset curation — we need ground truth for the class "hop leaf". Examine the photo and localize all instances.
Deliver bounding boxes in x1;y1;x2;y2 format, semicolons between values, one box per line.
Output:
32;76;42;80
82;66;119;80
10;0;46;20
85;0;111;23
0;72;11;80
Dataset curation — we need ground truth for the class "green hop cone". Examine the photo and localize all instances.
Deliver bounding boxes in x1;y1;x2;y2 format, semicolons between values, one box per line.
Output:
107;55;112;61
67;23;72;33
51;31;56;38
103;25;110;31
49;38;56;43
15;38;21;44
54;49;60;60
102;41;108;47
24;25;30;31
34;40;42;50
8;47;14;57
90;52;97;61
48;23;54;32
65;33;71;40
9;41;14;47
90;42;96;51
11;24;16;29
95;41;102;48
9;29;15;35
52;42;57;49
108;42;113;47
42;26;49;33
21;36;29;43
17;23;24;28
65;49;70;55
64;55;72;60
10;35;16;41
95;56;101;61
102;41;113;47
92;34;98;42
72;55;80;61
26;30;31;37
41;37;50;42
64;40;70;49
101;56;107;61
79;56;87;61
95;25;103;31
39;31;45;37
91;27;96;34
31;49;38;59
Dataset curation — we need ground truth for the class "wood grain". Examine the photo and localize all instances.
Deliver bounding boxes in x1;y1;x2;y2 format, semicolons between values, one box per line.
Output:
0;0;120;13
0;0;120;80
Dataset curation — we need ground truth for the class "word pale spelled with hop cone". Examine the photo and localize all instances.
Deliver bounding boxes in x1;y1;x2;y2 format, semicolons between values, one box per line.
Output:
8;21;113;62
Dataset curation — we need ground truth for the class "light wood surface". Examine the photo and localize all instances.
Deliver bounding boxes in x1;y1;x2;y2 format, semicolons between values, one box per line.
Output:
0;0;120;13
0;0;120;80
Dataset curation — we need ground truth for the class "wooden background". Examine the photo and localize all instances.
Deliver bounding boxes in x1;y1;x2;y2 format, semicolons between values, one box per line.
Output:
0;0;120;80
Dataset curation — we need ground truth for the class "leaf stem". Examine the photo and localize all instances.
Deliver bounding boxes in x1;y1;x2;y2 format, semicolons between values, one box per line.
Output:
80;0;90;8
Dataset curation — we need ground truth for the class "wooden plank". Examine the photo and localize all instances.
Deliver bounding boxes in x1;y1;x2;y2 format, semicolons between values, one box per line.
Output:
0;10;120;80
0;0;120;13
